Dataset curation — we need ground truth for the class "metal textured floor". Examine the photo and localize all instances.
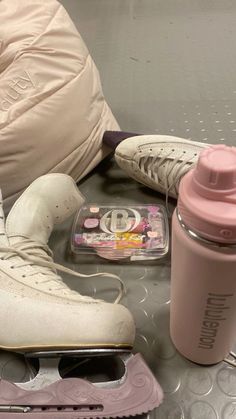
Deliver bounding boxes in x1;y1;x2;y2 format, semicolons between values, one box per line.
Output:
1;1;236;418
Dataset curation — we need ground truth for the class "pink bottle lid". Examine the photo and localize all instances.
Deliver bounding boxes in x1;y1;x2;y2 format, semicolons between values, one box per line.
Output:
178;144;236;243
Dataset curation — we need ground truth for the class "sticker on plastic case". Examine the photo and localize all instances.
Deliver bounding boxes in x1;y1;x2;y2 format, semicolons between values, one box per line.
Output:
71;204;169;261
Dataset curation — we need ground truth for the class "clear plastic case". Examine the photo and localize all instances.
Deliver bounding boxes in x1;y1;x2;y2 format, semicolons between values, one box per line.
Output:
71;204;169;261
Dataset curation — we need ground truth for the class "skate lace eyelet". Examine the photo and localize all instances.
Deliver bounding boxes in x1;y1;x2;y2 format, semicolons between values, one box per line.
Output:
10;266;14;269
22;275;26;278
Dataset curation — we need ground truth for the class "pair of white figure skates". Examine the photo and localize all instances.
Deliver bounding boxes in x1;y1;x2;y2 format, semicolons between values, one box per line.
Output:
0;134;209;417
0;172;163;417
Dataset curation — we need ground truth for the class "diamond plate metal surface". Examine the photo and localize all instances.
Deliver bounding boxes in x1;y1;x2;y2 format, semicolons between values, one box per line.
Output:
1;0;236;418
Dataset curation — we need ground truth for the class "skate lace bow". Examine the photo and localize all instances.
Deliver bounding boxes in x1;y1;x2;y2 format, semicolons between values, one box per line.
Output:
0;239;124;303
138;148;196;203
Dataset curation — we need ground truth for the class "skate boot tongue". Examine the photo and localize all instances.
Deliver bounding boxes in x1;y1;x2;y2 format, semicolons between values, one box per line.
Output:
140;149;198;198
6;174;85;246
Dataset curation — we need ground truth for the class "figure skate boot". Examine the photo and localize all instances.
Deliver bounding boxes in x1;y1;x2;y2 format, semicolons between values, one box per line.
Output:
114;134;209;199
103;131;209;199
0;174;163;417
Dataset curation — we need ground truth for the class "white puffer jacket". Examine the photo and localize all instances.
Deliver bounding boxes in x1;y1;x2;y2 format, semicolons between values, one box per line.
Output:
0;0;119;208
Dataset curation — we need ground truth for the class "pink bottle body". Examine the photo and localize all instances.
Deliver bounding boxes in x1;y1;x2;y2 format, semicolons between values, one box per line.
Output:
170;144;236;364
171;209;236;364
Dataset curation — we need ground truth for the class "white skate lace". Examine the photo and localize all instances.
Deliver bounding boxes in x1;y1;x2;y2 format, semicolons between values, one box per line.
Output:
0;239;125;304
138;149;197;205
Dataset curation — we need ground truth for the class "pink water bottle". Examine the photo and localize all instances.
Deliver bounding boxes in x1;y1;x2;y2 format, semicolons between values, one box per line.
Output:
170;144;236;364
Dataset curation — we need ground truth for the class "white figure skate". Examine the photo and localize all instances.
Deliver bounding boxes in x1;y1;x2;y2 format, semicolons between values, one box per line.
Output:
0;174;163;417
114;134;209;199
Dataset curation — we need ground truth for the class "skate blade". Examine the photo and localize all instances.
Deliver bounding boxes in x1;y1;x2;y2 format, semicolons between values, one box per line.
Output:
0;353;163;418
25;347;131;359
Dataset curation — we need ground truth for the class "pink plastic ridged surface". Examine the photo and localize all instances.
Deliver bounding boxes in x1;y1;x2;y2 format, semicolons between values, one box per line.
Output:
0;354;163;418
